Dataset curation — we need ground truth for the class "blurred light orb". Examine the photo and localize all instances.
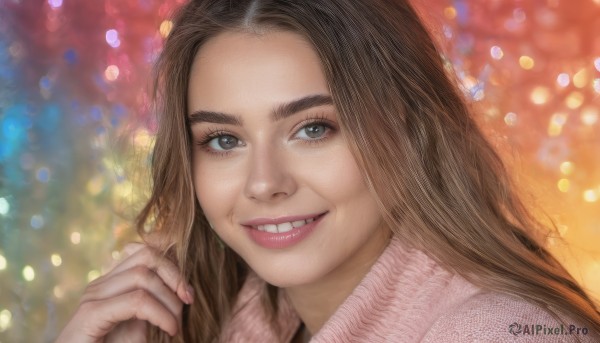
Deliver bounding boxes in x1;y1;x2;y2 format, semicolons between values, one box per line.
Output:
133;129;153;148
39;76;51;90
36;167;50;183
548;112;567;136
0;255;6;270
594;57;600;72
556;73;570;87
484;106;500;119
560;161;575;175
53;286;64;299
90;106;102;121
105;29;121;48
551;112;567;125
535;7;559;27
565;91;584;109
87;270;101;282
519;55;535;70
558;178;570;192
530;86;550;105
30;214;45;229
70;232;81;244
63;48;78;64
461;75;477;89
583;190;599;203
23;265;35;281
513;8;526;23
444;6;457;19
504;112;518;126
2;115;26;141
86;175;105;196
105;65;120;81
0;309;11;332
490;46;504;60
51;254;62;267
537;137;569;169
581;107;598;126
8;42;24;59
443;25;453;39
471;86;485;101
573;68;589;89
159;20;173;38
548;113;567;137
0;197;9;216
593;78;600;93
48;0;63;8
115;181;133;198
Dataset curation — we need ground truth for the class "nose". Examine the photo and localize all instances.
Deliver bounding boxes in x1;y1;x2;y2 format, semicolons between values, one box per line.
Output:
243;144;297;202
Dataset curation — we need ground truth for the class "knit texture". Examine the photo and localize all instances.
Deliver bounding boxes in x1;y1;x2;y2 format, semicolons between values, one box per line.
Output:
220;237;599;342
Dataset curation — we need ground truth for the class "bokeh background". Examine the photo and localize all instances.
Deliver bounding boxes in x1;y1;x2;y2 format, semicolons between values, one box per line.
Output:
0;0;599;341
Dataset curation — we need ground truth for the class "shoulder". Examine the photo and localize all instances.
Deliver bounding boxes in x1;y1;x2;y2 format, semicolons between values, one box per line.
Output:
421;291;597;342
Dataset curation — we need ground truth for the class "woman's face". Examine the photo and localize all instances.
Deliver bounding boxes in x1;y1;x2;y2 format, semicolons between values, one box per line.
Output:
188;30;389;287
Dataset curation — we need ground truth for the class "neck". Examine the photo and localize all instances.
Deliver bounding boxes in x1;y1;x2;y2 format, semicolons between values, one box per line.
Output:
284;226;391;335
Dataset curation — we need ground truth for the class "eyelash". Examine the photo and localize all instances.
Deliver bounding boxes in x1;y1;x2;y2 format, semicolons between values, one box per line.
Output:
194;114;336;157
195;129;233;157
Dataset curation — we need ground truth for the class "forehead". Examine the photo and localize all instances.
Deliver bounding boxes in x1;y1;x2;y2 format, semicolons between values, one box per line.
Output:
187;30;330;114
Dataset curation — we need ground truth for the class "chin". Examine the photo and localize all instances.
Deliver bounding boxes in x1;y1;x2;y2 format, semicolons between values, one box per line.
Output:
259;272;314;289
247;256;330;289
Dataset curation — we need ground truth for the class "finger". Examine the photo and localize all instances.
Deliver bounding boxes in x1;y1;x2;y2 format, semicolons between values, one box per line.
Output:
105;319;147;343
143;231;166;249
82;266;184;323
122;242;146;258
104;243;145;273
79;289;179;338
100;246;193;304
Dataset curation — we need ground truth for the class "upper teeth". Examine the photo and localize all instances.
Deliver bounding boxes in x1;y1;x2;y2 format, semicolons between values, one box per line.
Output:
255;217;316;233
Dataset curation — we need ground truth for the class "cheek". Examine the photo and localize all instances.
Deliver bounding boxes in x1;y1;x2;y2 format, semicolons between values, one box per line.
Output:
311;147;382;234
192;159;243;225
303;145;370;204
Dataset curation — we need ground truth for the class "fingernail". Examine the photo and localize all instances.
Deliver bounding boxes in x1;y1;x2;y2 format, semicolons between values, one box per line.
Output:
186;285;194;304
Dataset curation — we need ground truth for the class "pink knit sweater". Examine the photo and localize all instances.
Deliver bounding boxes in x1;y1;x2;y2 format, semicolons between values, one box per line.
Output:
220;237;599;342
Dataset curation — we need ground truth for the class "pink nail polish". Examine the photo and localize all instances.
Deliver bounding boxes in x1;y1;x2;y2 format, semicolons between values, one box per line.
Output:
186;285;194;304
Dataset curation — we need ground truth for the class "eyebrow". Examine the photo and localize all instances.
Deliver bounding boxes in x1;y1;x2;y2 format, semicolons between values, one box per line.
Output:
187;94;333;126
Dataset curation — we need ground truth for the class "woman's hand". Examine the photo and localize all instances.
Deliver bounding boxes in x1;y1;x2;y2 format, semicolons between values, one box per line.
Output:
55;243;194;342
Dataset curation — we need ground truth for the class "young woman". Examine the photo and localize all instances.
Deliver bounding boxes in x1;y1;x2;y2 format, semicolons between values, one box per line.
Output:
57;0;600;342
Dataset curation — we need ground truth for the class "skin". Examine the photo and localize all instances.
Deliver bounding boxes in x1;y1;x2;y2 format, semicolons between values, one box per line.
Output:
56;241;193;341
56;30;391;341
189;30;391;335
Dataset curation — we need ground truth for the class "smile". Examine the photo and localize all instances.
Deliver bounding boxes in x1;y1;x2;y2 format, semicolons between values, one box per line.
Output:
253;216;318;233
243;212;328;249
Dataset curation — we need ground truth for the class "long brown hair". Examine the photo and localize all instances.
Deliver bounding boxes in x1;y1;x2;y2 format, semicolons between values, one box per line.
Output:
135;0;600;341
